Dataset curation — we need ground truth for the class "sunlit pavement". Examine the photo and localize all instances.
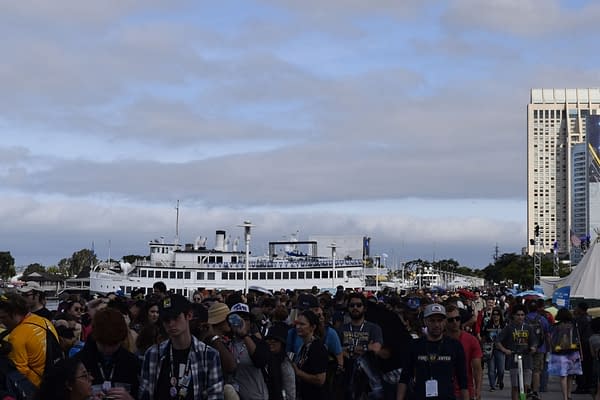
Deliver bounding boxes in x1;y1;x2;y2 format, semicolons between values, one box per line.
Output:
483;373;594;400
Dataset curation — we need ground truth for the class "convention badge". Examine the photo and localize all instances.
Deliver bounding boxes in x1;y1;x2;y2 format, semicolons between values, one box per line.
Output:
179;387;188;398
425;379;438;398
169;386;178;397
170;376;178;386
179;363;186;378
102;381;112;392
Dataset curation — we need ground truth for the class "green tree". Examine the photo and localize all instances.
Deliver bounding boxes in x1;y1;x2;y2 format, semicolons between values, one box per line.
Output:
0;251;15;280
69;249;97;276
122;254;145;264
46;265;66;276
23;263;45;275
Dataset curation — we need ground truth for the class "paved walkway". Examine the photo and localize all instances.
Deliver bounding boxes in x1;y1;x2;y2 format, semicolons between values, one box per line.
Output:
483;373;593;400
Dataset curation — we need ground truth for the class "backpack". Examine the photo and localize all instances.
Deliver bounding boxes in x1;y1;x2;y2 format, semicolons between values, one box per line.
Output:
22;321;63;378
551;321;580;354
525;314;545;347
0;332;36;400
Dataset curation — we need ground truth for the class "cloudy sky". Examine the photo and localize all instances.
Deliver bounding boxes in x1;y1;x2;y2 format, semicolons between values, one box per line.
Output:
2;0;599;269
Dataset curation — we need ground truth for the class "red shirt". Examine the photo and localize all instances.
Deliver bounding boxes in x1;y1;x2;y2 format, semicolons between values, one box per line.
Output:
454;331;482;398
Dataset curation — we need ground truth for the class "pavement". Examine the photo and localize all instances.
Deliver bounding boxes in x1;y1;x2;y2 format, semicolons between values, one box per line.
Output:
483;373;595;400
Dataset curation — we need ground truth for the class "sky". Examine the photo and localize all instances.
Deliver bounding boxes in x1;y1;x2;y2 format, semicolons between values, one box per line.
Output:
2;0;600;269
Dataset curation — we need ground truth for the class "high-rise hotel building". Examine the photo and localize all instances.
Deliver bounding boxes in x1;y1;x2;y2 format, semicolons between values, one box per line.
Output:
527;88;600;258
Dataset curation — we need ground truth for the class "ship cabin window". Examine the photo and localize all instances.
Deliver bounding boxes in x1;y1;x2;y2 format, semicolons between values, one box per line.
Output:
176;289;182;295
170;272;176;279
291;272;297;279
257;272;264;280
283;272;289;279
208;256;224;264
250;272;257;279
141;270;147;278
222;272;228;280
185;272;190;279
163;271;169;278
322;271;328;278
197;256;202;264
177;272;183;279
197;272;205;280
267;272;273;279
346;271;351;277
231;256;238;263
275;272;281;279
298;272;305;279
208;272;215;280
148;271;154;278
306;272;312;279
337;271;343;278
229;272;235;280
237;272;243;280
314;271;320;279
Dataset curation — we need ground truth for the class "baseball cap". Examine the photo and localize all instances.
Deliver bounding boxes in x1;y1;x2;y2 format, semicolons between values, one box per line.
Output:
228;303;250;316
297;294;319;310
159;294;192;321
264;323;288;344
17;282;43;293
423;303;446;318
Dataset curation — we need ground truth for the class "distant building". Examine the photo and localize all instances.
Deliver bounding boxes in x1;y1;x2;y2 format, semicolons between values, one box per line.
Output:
528;88;600;260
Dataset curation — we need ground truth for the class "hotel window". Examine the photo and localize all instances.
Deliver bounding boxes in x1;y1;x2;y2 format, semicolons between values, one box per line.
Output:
197;272;205;280
208;272;215;280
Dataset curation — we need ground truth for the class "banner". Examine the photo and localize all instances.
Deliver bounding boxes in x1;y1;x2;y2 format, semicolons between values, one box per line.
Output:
552;286;571;309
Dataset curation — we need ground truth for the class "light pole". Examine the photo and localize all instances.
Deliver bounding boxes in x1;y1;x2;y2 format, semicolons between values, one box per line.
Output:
238;221;254;294
328;242;337;289
378;253;388;294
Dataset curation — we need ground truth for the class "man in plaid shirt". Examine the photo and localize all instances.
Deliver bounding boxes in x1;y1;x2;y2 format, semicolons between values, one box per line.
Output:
139;293;224;400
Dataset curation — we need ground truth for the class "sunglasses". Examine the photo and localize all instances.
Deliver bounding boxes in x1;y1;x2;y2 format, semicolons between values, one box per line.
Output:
447;316;461;322
349;303;363;308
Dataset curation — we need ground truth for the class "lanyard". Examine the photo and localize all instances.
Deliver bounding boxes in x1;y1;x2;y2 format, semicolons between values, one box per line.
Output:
350;322;365;348
97;361;114;382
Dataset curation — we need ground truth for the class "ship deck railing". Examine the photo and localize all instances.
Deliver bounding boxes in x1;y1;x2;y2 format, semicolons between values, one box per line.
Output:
134;259;365;269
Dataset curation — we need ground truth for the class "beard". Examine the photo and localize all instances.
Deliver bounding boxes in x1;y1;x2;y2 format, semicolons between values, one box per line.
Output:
350;310;364;321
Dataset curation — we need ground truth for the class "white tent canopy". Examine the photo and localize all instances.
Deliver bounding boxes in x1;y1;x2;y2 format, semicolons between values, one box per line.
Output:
541;236;600;300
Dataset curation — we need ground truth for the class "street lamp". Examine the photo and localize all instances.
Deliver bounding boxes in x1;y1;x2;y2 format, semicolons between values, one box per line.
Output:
328;242;337;289
238;221;254;294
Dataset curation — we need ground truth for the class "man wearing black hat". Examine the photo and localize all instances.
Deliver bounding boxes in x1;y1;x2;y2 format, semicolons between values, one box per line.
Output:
139;293;224;400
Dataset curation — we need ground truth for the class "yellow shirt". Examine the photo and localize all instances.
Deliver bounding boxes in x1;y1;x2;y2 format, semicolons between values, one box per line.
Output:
8;313;59;387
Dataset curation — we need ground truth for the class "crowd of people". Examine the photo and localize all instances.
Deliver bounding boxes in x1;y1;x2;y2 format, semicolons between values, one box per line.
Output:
0;280;598;400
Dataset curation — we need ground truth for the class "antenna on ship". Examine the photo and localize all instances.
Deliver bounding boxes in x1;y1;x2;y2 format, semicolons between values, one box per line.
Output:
175;200;180;246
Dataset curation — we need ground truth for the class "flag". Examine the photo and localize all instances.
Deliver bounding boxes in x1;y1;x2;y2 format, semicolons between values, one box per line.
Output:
570;230;581;247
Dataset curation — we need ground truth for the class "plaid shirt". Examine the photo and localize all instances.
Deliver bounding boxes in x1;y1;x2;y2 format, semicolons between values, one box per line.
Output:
139;336;224;400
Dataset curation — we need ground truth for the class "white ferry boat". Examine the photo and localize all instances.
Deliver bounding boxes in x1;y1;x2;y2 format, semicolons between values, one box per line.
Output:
90;228;367;297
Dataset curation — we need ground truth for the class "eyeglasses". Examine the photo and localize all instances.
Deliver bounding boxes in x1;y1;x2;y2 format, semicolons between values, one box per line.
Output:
193;297;202;302
75;371;92;380
349;303;363;308
72;307;83;313
447;316;461;322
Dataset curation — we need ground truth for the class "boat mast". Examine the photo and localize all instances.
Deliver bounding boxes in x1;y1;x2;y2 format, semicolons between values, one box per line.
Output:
175;200;180;246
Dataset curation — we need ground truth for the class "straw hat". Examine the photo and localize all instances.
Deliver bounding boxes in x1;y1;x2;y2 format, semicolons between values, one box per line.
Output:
207;302;230;325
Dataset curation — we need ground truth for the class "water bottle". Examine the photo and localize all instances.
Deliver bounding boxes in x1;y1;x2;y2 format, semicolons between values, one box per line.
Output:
227;313;244;329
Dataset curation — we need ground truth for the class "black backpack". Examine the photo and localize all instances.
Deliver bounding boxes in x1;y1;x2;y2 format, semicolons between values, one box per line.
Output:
525;314;545;347
22;321;63;378
0;332;36;400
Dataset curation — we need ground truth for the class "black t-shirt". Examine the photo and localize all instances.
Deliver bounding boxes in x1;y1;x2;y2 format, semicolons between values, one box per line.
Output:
156;346;194;400
399;337;467;400
297;338;328;400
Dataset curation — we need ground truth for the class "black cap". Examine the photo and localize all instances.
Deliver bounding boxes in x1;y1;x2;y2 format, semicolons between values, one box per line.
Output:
297;294;319;310
159;294;192;321
264;323;288;344
191;303;208;322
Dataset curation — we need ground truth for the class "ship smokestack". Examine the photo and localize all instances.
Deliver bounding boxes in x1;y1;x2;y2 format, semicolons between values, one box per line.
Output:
215;230;226;251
